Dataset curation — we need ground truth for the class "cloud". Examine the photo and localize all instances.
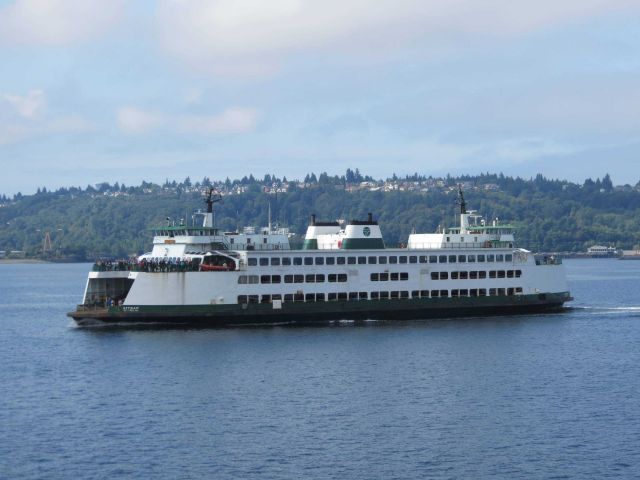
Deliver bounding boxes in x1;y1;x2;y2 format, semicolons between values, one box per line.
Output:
117;106;260;136
156;0;640;76
0;0;123;47
4;89;46;118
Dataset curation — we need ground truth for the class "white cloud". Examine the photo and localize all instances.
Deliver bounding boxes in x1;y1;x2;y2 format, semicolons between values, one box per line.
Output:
117;106;259;136
0;0;124;46
4;89;46;118
156;0;640;76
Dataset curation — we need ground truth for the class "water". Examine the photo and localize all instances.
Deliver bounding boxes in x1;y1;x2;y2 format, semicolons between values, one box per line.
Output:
0;259;639;479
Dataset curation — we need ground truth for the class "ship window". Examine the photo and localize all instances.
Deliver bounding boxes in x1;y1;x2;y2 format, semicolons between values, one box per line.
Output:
305;274;315;283
338;274;347;282
515;270;522;277
316;293;325;302
451;271;459;280
467;255;476;263
238;275;248;284
260;258;269;266
249;275;259;284
459;271;468;280
439;272;448;280
294;257;303;265
358;256;366;265
248;258;257;266
347;257;356;265
390;291;399;299
390;272;399;281
304;257;313;266
489;271;497;278
238;295;248;304
371;292;380;300
461;237;464;243
328;274;337;282
479;289;487;296
507;288;515;296
337;257;346;265
305;293;315;302
349;292;358;300
440;290;448;297
412;290;420;298
505;254;513;262
260;275;271;284
507;270;514;278
409;256;417;264
315;257;324;265
431;290;440;297
368;256;377;264
477;254;485;262
446;237;450;242
380;291;389;299
474;237;478;242
294;293;304;302
379;256;387;264
294;274;304;283
371;273;379;281
271;275;281;284
282;257;291;266
338;292;348;300
498;288;506;296
431;272;439;280
400;272;408;281
470;271;478;279
399;256;407;264
489;288;497;296
498;270;506;278
389;256;398;264
516;287;523;293
420;290;429;298
400;291;409;299
272;294;282;301
380;273;389;281
448;255;457;263
248;295;259;304
328;293;337;301
487;255;495;262
284;275;293;283
422;256;433;264
439;255;447;263
263;238;267;244
451;290;459;297
479;271;487;279
458;255;466;263
460;289;468;297
326;257;335;265
271;258;280;266
261;295;271;303
316;274;325;283
470;289;478;297
359;292;368;300
496;254;504;262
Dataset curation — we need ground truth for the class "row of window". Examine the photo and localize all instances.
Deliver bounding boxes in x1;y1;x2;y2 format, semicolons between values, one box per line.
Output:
430;270;523;280
237;287;524;304
247;253;515;267
370;272;409;281
238;273;348;284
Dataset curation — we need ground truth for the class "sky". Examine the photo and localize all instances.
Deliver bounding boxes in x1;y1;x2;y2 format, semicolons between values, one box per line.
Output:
1;0;640;194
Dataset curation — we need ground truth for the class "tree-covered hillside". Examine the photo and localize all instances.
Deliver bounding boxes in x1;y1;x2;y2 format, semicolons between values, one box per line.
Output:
1;172;639;260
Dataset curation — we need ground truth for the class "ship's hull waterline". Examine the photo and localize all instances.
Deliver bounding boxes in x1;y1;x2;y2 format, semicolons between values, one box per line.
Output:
69;292;572;327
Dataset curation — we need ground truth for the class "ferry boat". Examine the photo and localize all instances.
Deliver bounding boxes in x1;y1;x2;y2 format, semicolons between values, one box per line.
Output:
68;188;572;326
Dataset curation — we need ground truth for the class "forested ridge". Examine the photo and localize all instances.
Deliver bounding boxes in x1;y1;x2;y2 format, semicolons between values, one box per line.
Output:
1;171;639;260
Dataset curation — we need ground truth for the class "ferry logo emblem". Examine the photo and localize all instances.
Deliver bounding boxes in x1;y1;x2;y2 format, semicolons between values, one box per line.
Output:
363;226;371;237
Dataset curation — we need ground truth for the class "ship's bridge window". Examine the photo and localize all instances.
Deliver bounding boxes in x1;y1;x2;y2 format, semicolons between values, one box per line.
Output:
282;257;291;266
248;258;257;266
326;257;335;265
358;256;366;265
337;257;346;265
271;258;280;266
378;256;387;264
315;257;324;265
294;257;302;266
389;256;398;264
260;258;269;266
347;257;356;265
304;257;313;266
368;256;377;264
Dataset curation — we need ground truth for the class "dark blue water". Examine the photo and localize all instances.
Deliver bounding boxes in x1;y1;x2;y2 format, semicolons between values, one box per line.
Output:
1;260;639;479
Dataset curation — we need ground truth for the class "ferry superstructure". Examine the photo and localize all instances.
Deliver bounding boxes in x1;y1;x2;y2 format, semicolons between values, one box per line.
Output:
68;188;572;325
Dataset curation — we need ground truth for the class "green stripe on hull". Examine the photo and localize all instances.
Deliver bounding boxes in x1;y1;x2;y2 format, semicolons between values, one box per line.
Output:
302;239;318;250
341;238;385;249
